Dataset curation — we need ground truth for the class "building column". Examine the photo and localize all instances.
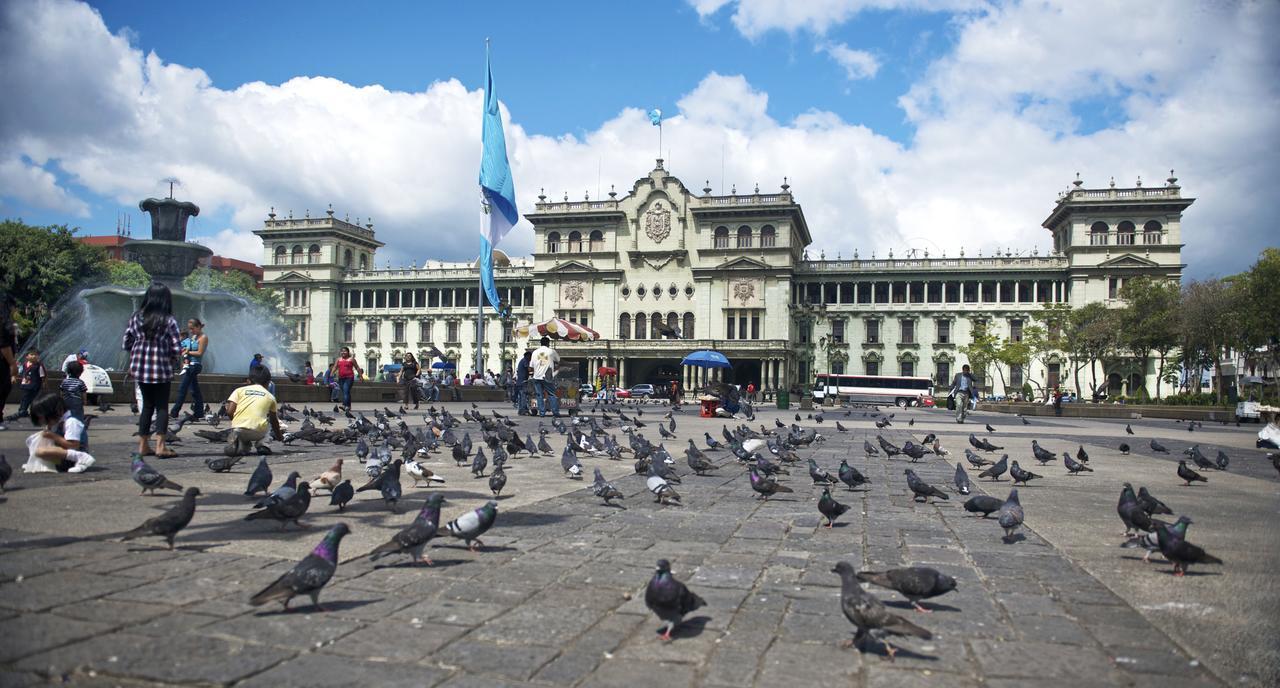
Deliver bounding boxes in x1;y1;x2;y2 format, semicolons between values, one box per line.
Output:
1033;281;1039;302
995;281;1002;302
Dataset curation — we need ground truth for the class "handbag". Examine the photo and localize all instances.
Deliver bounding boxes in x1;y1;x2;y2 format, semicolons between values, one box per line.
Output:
946;394;956;411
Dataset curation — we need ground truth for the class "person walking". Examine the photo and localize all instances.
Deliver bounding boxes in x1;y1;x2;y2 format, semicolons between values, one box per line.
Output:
14;348;45;418
746;382;756;403
330;346;362;410
170;318;208;418
531;336;560;418
304;361;315;385
514;349;532;415
0;293;18;430
949;364;978;424
400;353;421;409
122;281;182;458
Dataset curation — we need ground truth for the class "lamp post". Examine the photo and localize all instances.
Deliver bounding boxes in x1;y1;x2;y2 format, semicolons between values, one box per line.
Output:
818;334;833;403
788;297;827;398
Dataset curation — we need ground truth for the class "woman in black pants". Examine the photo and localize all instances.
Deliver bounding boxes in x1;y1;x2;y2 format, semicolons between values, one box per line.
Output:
400;353;421;409
122;282;182;458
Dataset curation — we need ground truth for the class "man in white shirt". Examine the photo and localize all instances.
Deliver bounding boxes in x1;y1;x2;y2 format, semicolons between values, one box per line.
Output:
531;336;561;417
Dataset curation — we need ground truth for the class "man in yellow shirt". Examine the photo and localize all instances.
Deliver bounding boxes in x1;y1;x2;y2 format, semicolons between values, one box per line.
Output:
223;367;283;456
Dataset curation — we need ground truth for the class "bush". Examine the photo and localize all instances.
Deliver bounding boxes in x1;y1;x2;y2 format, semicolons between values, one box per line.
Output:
1159;393;1223;406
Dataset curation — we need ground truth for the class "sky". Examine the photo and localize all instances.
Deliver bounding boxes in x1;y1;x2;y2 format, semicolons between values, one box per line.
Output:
1;0;1277;279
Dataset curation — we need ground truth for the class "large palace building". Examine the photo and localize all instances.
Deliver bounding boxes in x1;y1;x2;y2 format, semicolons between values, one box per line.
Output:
256;161;1191;399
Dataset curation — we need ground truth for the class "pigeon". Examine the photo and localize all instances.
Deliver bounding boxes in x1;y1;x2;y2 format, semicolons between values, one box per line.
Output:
203;453;243;473
1156;521;1222;576
446;500;499;551
471;448;488;478
1031;440;1056;465
1064;452;1093;475
451;443;468;466
314;459;343;492
1136;486;1172;516
647;474;682;505
953;464;972;495
877;435;901;457
250;523;350;611
985;423;996;433
1118;443;1131;455
904;469;948;503
1188;445;1214;470
1076;446;1090;464
963;449;992;468
131;455;183;495
243;457;274;497
368;494;445;565
357;458;403;511
901;441;927;462
591;467;624;505
997;488;1024;541
818;487;850;528
1215;450;1230;470
1150;439;1170;454
1176;460;1207;486
1010;460;1042;486
704;433;724;450
246;481;312;529
835;421;849;432
355;437;370;461
863;440;880;458
856;567;958;613
978;455;1009;481
561;446;583;479
963;495;1003;518
120;487;200;549
1116;483;1155;536
328;480;354;510
747;466;792;500
645;559;706;642
1021;416;1030;425
1123;516;1190;563
488;465;507;497
685;444;717;475
838;459;870;490
809;459;839;486
1126;424;1134;435
832;561;931;661
659;424;675;439
0;454;9;492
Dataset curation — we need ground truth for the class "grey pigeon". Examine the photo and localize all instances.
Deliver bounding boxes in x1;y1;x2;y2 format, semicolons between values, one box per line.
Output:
747;466;792;500
204;454;243;473
1064;452;1093;475
1123;515;1189;563
978;455;1009;481
1118;442;1130;455
446;500;499;551
647;474;682;505
685;441;717;474
471;447;488;478
121;487;200;549
1031;440;1055;465
901;441;926;462
328;479;354;510
254;471;299;509
1156;520;1222;576
1177;460;1207;486
1117;483;1154;536
244;457;273;496
1150;439;1170;453
832;561;931;661
864;440;880;457
488;465;507;497
1215;450;1229;470
368;494;445;565
1137;486;1172;516
131;455;183;495
953;463;972;495
246;481;311;529
857;566;958;612
838;459;869;490
704;432;723;450
357;459;403;511
997;488;1024;541
591;467;624;505
818;486;850;527
250;523;350;611
537;434;555;455
809;458;839;485
963;494;1002;517
1188;445;1214;470
1010;460;1041;485
561;446;583;479
1076;445;1090;464
904;469;948;503
645;559;706;642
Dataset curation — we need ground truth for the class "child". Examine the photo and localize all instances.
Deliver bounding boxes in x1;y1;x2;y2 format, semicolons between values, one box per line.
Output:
23;393;95;473
223;366;283;457
16;349;46;417
60;360;89;449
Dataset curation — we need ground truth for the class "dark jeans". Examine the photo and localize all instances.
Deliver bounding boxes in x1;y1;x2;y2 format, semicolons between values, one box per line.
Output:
138;382;170;437
170;362;205;417
338;377;354;407
533;378;559;416
513;380;527;412
16;387;39;416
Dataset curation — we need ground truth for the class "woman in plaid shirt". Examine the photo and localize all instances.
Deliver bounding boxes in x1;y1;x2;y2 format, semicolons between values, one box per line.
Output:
122;282;182;458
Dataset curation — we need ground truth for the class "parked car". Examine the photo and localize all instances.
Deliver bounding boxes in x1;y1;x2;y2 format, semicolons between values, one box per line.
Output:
595;386;629;400
579;384;595;397
630;383;656;398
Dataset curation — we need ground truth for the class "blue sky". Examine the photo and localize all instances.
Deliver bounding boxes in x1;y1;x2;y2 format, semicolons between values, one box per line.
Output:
2;0;1276;278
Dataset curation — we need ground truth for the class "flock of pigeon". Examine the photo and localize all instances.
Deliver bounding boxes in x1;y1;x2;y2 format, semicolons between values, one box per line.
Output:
3;396;1273;661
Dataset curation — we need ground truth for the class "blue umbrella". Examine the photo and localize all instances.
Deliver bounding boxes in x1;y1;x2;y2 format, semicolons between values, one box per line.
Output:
681;350;731;369
431;361;456;370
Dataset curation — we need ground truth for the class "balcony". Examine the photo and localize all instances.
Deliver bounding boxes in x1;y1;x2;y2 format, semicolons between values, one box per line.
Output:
797;255;1068;273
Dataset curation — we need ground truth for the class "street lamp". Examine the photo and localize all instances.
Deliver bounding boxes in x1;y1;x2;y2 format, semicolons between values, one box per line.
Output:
818;334;834;403
788;297;827;397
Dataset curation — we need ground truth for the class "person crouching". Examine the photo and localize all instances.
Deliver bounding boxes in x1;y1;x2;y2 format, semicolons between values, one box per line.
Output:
23;393;95;474
223;366;283;457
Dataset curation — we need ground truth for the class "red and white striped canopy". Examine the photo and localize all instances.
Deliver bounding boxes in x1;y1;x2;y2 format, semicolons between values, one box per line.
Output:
517;318;601;342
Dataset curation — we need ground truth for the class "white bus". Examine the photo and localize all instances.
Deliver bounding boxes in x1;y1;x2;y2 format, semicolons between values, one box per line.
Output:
812;374;936;407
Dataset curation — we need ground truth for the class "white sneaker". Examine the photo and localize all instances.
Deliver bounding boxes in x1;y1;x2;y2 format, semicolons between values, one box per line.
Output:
68;452;95;473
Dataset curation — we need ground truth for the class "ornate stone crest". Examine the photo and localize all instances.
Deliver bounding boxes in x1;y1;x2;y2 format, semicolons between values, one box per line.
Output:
732;280;755;305
563;280;586;306
643;201;671;243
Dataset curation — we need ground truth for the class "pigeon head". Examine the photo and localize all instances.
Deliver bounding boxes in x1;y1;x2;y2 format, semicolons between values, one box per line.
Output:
423;493;446;508
654;559;672;574
184;487;202;498
297;481;311;493
831;561;856;576
1175;515;1193;526
936;573;959;594
1006;488;1020;504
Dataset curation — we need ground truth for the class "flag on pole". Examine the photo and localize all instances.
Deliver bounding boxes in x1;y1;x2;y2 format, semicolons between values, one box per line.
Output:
479;42;517;315
647;108;662;126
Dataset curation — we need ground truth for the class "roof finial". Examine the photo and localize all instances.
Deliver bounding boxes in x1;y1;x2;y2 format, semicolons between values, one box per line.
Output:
538;187;546;202
268;206;276;220
1072;172;1083;188
1166;169;1178;186
608;184;617;199
326;203;334;217
703;180;712;195
781;176;790;192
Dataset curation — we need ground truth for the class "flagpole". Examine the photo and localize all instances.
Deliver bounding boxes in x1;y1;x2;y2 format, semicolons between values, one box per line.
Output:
477;38;489;381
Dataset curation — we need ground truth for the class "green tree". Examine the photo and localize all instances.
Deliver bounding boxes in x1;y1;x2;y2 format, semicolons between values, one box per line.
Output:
1065;302;1120;399
1000;324;1050;398
1118;277;1181;399
960;323;1004;394
1180;279;1243;403
184;267;287;346
104;259;151;288
0;219;107;338
1233;248;1280;401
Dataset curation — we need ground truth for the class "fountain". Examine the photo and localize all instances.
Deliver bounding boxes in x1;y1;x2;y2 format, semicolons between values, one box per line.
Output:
26;192;295;375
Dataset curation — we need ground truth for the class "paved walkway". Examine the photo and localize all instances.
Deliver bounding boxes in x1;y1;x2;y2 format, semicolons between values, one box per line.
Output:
0;400;1275;687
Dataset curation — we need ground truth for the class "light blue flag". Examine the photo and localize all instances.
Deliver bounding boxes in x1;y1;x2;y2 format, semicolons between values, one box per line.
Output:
479;42;517;315
648;108;662;126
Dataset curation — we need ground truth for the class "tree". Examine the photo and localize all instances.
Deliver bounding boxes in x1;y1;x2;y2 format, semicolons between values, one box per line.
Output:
1065;302;1119;400
183;267;287;346
1233;248;1280;401
0;219;107;340
1118;277;1181;399
1001;324;1050;398
1180;279;1244;403
960;323;1004;394
105;260;151;288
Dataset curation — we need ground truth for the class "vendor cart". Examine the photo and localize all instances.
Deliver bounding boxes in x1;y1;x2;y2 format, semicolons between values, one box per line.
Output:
515;317;602;417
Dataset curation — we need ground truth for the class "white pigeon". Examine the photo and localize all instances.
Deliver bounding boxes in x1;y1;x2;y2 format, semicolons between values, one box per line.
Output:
405;459;446;488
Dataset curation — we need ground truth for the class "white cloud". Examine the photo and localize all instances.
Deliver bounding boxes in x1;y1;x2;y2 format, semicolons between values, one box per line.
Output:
690;0;981;38
192;227;263;265
1;0;1277;278
818;42;880;80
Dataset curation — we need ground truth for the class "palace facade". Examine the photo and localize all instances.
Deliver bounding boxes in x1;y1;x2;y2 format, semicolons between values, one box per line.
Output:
256;161;1191;399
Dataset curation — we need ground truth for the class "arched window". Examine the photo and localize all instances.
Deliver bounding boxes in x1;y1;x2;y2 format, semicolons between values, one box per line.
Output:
308;244;321;264
666;312;679;337
761;225;776;247
713;226;729;248
619;313;631;340
589;230;604;252
359;254;368;270
1116;221;1135;246
635;313;647;340
343;248;352;267
1089;221;1109;246
683;312;695;339
547;231;560;253
568;231;582;253
736;225;752;249
291;244;303;264
1142;220;1162;245
651;311;662;339
274;245;287;265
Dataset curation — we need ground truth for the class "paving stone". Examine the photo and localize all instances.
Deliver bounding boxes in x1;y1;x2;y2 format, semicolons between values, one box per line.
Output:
0;613;115;663
50;598;175;626
586;658;696;688
239;651;452;688
391;598;507;626
201;609;361;649
433;640;559;681
14;631;294;683
0;570;138;612
969;639;1124;681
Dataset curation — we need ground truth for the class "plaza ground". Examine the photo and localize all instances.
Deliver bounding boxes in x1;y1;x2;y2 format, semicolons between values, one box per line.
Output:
0;398;1276;687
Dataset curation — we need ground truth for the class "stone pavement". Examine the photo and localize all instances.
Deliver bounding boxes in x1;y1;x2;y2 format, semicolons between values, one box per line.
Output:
0;399;1276;687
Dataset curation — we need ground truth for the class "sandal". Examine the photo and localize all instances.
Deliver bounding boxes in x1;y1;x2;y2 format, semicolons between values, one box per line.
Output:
156;449;178;459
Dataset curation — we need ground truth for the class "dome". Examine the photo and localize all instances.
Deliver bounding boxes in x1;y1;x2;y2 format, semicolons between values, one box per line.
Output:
472;248;512;268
